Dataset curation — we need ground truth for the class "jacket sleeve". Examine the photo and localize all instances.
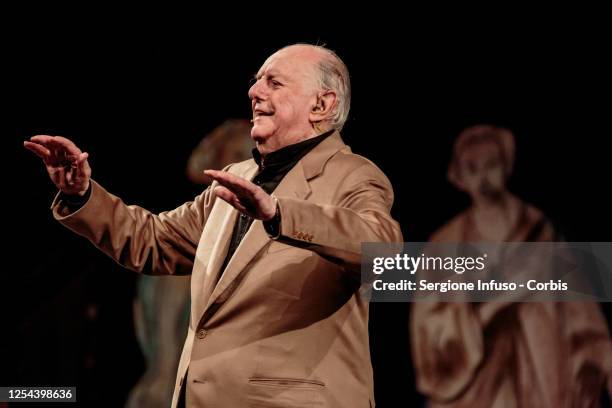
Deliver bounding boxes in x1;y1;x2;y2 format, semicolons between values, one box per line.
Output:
51;178;218;275
274;161;403;272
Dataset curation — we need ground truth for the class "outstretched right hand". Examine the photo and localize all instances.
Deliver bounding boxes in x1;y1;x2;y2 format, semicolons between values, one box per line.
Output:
24;135;91;196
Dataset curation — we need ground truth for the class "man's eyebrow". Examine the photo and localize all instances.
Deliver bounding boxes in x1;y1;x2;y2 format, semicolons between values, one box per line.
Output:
253;70;287;81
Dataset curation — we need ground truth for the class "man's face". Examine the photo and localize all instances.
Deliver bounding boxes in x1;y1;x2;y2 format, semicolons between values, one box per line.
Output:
248;47;321;154
458;142;507;201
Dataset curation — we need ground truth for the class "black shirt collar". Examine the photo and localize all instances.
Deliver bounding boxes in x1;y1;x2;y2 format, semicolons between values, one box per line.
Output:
252;129;334;170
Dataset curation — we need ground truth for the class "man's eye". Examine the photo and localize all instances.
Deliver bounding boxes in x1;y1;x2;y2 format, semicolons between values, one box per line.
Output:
270;80;281;87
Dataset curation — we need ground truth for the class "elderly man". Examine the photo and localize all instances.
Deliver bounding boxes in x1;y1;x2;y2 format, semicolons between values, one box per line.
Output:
24;44;402;407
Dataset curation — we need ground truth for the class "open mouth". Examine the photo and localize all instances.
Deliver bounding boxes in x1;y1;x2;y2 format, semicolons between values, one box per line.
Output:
254;109;274;119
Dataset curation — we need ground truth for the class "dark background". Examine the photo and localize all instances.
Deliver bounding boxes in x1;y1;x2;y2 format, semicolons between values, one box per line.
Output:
3;13;611;407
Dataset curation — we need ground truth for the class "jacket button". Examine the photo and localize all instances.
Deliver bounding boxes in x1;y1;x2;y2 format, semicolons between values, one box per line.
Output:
197;329;208;339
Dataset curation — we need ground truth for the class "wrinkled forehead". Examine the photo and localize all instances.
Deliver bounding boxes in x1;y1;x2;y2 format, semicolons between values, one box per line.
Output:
257;47;320;84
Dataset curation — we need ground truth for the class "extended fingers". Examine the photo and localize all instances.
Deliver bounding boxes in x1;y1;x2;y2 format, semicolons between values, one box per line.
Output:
30;135;55;144
52;136;82;156
46;137;82;159
28;137;62;165
205;170;257;196
214;185;235;202
214;186;247;212
24;141;51;161
29;135;83;162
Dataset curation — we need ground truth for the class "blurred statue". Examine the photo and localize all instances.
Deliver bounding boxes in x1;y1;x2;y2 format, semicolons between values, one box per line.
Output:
411;125;612;407
126;119;253;408
126;276;191;408
186;119;254;185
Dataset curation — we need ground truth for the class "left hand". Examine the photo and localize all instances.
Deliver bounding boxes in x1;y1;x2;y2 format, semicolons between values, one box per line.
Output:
204;170;277;221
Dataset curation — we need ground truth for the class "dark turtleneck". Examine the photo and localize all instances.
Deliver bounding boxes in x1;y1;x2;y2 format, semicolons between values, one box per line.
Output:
219;129;334;276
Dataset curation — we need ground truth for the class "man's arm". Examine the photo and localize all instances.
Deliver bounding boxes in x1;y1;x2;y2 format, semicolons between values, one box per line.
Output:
52;179;216;275
272;162;403;272
205;161;403;273
25;134;220;276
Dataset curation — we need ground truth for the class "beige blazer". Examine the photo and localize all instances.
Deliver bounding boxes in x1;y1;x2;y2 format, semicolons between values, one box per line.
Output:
52;131;403;407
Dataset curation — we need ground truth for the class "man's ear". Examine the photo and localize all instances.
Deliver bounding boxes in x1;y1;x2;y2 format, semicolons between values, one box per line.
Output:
309;90;337;125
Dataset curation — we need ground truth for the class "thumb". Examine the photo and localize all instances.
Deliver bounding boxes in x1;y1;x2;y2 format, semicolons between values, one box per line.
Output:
76;152;90;178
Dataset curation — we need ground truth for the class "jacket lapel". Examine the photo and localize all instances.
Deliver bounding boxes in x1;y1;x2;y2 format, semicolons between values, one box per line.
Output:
199;131;346;320
192;162;258;321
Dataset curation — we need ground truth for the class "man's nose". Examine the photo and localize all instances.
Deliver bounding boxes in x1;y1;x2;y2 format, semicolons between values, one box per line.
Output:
248;79;265;101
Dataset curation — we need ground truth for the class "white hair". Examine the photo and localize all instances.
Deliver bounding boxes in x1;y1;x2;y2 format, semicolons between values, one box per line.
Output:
314;47;351;131
277;44;352;131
